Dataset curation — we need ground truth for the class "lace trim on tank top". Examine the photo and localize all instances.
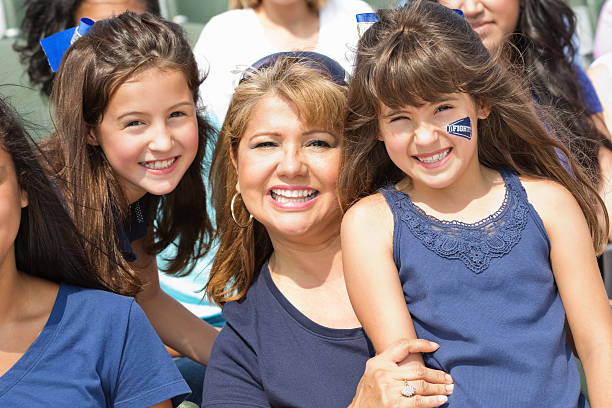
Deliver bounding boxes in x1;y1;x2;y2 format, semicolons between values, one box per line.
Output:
393;171;528;274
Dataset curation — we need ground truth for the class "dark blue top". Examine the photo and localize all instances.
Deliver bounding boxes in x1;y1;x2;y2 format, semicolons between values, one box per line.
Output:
0;283;190;407
576;64;603;114
202;261;375;407
379;170;587;407
116;194;150;262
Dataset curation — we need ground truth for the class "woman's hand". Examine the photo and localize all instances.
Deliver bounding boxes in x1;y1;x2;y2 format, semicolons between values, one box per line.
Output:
349;339;453;408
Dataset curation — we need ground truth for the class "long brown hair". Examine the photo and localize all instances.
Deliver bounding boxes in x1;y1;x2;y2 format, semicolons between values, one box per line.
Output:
207;56;346;305
339;1;608;254
43;12;214;296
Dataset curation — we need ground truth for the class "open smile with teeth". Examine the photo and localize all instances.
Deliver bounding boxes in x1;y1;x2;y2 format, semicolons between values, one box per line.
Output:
415;148;451;164
140;157;177;170
270;189;319;203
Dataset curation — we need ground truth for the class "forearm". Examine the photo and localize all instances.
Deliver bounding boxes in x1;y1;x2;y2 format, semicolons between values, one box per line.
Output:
129;236;219;365
136;287;218;365
580;343;612;407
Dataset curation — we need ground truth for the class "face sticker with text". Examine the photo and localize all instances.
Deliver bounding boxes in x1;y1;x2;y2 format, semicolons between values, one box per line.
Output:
445;117;472;140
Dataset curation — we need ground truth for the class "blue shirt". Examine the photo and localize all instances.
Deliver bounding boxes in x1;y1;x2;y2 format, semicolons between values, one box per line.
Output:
0;283;190;407
379;170;587;407
202;261;374;407
576;64;603;115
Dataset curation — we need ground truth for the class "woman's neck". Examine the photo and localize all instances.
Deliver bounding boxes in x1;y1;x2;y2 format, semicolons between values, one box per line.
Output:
0;250;26;323
0;253;56;326
254;1;319;51
268;232;342;287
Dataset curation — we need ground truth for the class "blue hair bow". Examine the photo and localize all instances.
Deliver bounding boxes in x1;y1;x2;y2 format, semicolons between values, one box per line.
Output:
40;18;95;72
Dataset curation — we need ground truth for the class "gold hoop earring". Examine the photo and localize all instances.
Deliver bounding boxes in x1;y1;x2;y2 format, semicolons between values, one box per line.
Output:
231;193;253;228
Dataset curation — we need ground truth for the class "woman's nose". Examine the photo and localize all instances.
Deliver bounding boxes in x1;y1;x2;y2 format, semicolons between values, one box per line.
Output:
461;0;485;17
276;145;307;178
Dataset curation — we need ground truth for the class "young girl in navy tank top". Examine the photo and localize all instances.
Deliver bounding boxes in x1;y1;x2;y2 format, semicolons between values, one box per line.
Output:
339;2;612;407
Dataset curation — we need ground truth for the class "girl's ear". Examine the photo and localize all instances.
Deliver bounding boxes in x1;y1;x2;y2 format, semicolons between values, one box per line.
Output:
20;189;28;208
478;101;491;119
87;128;99;146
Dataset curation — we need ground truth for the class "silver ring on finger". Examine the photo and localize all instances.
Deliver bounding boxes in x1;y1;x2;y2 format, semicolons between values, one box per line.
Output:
400;380;415;398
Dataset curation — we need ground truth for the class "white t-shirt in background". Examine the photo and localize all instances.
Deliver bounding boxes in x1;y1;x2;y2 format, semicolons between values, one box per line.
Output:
193;0;373;124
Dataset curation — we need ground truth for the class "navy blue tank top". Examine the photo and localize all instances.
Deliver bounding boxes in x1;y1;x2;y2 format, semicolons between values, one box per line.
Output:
379;169;587;407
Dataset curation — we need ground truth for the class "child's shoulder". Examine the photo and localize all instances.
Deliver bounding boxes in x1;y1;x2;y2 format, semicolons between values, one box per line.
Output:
518;176;582;226
342;193;394;236
519;176;576;206
344;192;391;218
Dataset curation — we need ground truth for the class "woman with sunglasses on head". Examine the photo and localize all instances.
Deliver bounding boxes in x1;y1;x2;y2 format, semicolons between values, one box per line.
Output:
202;52;454;408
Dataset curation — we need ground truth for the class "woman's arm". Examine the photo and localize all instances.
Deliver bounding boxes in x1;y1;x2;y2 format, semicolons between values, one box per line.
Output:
525;179;612;407
341;194;423;365
130;237;219;366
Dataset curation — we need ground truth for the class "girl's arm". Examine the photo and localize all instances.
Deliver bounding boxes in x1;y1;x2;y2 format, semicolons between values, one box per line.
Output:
130;237;219;366
524;179;612;407
341;193;423;366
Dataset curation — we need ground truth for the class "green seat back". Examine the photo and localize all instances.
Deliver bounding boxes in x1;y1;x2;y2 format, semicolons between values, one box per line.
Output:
0;37;52;140
166;0;227;24
3;0;26;33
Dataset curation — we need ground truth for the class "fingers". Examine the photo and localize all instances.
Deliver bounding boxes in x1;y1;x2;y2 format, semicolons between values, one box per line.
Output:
400;394;449;407
383;338;440;364
398;364;453;385
404;379;454;397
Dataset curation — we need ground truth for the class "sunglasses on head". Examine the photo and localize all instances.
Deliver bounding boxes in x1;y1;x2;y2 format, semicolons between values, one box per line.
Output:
239;51;348;86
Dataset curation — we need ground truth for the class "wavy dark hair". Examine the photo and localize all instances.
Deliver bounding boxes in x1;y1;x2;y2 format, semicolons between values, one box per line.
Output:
42;12;214;296
507;0;611;184
339;1;608;254
0;95;113;290
13;0;160;96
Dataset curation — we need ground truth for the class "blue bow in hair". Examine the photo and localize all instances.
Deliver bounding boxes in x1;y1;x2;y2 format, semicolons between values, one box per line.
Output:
40;18;95;72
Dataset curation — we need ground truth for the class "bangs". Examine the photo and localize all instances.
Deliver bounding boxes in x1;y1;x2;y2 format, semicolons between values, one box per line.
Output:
263;60;346;134
362;3;486;111
370;33;470;110
279;81;346;134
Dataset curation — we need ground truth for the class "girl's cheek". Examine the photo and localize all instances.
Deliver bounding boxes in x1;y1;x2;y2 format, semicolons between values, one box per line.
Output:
445;117;472;140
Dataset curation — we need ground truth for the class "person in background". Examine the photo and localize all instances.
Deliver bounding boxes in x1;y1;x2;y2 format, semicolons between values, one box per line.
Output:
589;53;612;133
0;95;190;407
193;0;372;125
594;0;612;60
14;0;160;96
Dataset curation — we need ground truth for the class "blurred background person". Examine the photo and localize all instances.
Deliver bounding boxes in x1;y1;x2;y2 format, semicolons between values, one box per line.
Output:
594;0;612;60
13;0;160;96
193;0;373;125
